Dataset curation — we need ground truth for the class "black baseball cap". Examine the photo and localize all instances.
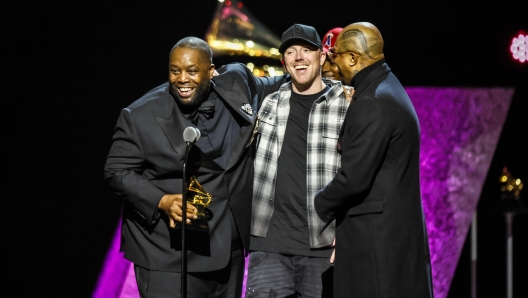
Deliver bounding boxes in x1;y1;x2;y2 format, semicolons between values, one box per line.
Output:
278;24;323;54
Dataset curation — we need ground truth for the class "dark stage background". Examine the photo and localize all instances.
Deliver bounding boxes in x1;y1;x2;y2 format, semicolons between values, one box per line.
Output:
5;0;527;297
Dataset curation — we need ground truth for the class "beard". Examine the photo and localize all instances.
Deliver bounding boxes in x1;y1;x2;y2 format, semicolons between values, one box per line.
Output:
170;80;211;112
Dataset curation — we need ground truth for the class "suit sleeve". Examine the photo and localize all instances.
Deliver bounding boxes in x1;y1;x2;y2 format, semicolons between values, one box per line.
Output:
104;109;165;226
314;98;391;221
251;72;289;100
216;62;289;102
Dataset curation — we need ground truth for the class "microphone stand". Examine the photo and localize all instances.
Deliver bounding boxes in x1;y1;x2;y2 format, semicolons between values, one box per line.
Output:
181;141;192;298
180;127;200;298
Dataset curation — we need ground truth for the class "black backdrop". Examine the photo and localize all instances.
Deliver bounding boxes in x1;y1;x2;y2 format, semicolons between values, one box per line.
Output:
5;0;527;297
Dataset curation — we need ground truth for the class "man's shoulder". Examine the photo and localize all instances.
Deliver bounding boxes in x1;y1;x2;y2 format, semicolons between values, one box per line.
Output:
214;63;250;79
261;82;291;102
271;81;292;94
126;82;170;112
212;63;254;95
367;72;408;104
323;78;342;87
352;82;410;121
324;80;345;99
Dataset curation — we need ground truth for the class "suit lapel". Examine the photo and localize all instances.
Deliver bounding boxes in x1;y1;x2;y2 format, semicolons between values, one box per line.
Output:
156;91;188;158
214;79;254;123
213;79;257;171
158;78;257;170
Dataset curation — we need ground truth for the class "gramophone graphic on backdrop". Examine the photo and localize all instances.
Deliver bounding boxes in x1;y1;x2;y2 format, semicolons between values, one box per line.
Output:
205;0;284;77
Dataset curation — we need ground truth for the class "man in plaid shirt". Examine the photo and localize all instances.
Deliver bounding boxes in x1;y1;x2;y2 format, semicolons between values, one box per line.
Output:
245;24;350;298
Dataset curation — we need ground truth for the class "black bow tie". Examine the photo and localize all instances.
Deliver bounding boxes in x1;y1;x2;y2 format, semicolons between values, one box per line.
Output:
188;99;215;124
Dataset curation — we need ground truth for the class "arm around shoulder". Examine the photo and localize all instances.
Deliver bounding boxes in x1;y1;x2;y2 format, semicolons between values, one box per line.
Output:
215;62;289;100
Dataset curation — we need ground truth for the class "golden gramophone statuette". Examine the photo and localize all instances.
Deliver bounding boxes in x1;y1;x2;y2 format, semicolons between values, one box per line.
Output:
186;176;212;231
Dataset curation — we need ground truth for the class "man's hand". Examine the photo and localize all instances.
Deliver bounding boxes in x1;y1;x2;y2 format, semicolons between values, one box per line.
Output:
158;194;198;228
343;86;355;103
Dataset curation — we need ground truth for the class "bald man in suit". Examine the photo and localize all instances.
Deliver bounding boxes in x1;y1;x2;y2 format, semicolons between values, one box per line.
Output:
315;22;434;297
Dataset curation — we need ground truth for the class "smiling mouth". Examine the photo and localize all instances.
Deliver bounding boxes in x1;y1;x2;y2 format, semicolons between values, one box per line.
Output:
177;87;195;97
294;65;308;70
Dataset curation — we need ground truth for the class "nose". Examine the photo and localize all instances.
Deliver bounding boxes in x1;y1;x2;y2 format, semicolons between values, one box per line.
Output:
294;51;304;61
178;71;190;83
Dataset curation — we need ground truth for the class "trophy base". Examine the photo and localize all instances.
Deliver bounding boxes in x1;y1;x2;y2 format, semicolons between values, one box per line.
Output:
186;205;212;232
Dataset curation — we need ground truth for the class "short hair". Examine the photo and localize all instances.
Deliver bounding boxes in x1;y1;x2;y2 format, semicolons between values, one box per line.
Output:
170;37;213;63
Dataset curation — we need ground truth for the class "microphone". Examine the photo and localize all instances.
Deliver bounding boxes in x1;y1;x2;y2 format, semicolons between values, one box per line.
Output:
183;127;201;143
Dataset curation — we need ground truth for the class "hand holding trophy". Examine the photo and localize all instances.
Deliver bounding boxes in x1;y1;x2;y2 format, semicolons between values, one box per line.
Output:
186;176;213;231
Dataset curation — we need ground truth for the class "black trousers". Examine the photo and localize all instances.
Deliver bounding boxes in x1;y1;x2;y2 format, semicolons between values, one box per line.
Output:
134;248;245;298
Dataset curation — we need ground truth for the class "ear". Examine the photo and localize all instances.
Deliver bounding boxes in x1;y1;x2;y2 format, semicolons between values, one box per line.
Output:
280;59;290;75
319;51;327;66
348;53;360;67
208;64;215;79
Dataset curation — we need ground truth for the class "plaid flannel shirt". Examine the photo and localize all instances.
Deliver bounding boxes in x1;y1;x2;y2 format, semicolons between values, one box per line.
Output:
251;79;350;248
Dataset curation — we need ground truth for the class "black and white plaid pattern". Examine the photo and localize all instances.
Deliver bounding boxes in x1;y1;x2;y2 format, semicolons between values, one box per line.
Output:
252;79;350;248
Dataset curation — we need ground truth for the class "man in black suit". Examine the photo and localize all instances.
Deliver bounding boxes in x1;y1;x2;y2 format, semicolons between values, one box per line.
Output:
104;36;287;297
314;22;434;297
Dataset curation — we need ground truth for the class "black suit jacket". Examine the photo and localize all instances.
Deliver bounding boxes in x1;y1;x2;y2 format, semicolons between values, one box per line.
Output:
315;60;433;297
104;63;286;272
